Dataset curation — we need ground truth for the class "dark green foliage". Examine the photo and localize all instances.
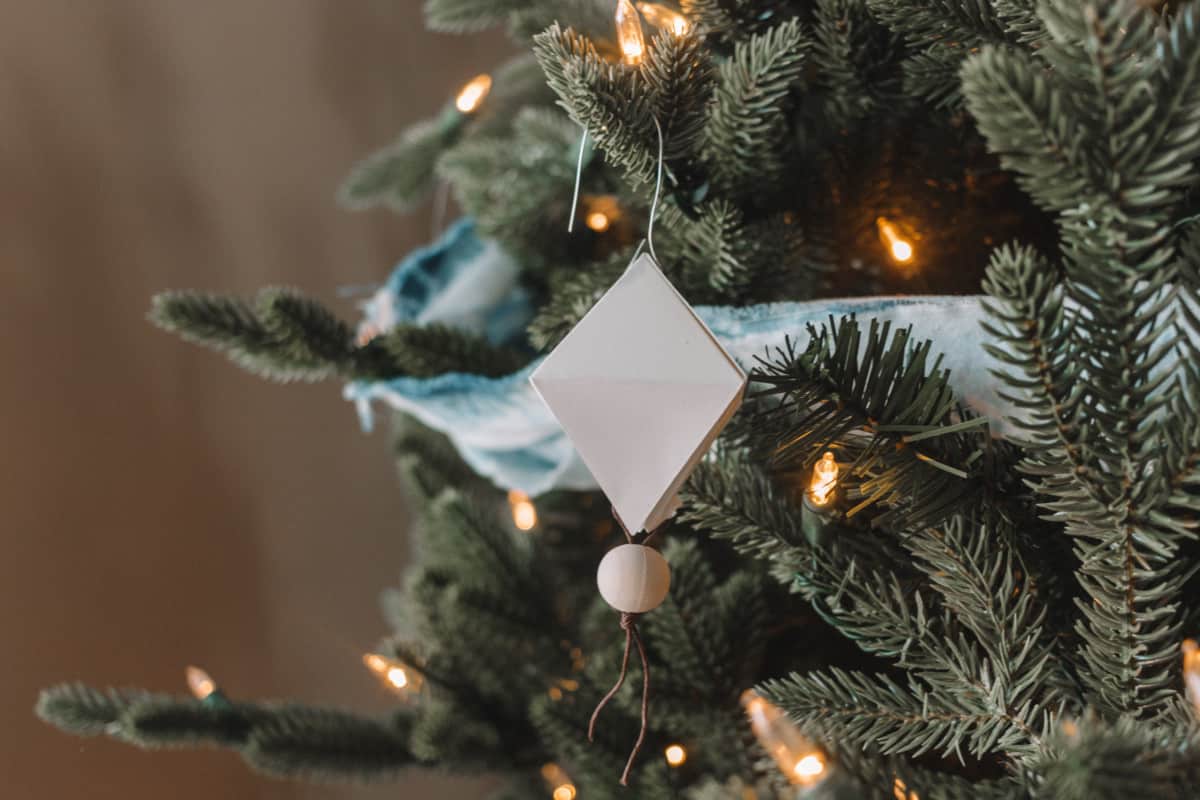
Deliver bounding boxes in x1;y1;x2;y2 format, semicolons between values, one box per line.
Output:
534;24;662;186
37;684;414;781
438;107;581;268
241;707;415;781
150;289;521;382
1030;713;1200;800
966;0;1200;719
704;19;808;195
338;117;457;213
741;316;990;531
150;289;357;382
377;323;524;378
36;684;152;736
122;697;256;748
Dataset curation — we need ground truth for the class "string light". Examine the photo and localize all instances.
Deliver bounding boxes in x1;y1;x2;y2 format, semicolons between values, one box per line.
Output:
615;0;647;64
664;743;687;767
808;451;839;506
362;653;422;696
637;3;689;35
894;777;919;800
741;690;829;787
541;763;576;800
587;211;611;232
508;489;538;531
1183;639;1200;713
794;753;825;780
455;74;493;114
185;666;217;701
876;217;915;265
583;194;620;233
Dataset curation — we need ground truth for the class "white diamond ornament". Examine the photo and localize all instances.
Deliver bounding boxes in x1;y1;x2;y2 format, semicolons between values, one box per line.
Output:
529;253;747;532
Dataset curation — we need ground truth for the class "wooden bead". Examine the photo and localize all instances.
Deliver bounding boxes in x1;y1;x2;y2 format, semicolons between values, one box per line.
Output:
596;544;671;614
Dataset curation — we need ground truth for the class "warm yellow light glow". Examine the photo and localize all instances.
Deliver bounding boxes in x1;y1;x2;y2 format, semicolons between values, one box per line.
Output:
794;753;825;779
455;74;493;114
808;451;839;506
616;0;646;64
876;217;915;265
1184;639;1200;712
186;666;216;700
586;211;611;232
582;194;620;233
894;777;919;800
637;3;689;35
363;652;421;695
508;489;538;531
665;744;687;767
542;763;576;799
386;667;409;689
741;690;829;787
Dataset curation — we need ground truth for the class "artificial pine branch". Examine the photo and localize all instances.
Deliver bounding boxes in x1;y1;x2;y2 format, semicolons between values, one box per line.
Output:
377;323;525;378
534;24;661;186
241;707;416;781
422;0;533;33
152;288;517;383
338;119;457;213
642;30;714;160
37;684;416;781
966;1;1200;718
1030;712;1200;800
811;0;904;121
36;683;155;736
762;666;1039;762
740;316;989;531
438;107;580;266
704;18;808;196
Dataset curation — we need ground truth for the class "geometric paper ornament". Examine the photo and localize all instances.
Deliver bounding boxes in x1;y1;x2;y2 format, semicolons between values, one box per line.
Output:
530;253;747;532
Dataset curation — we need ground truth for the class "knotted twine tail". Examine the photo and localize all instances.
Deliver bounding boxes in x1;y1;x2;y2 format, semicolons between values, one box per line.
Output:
588;509;662;786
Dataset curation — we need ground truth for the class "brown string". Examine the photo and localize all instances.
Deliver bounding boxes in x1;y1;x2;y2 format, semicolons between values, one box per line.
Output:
588;509;661;786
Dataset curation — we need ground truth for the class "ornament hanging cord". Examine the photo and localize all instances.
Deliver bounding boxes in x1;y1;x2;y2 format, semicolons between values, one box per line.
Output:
588;508;665;786
568;117;666;267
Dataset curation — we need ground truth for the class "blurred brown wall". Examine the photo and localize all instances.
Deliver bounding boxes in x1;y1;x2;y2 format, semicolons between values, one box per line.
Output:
0;2;509;797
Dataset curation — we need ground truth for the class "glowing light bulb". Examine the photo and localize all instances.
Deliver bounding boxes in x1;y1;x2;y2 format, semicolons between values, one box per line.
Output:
185;666;217;700
1184;639;1200;713
876;217;915;265
741;690;829;787
615;0;646;64
637;3;689;35
542;764;577;800
455;74;493;114
386;667;409;689
794;753;825;779
582;194;620;233
808;451;839;506
586;211;611;232
894;777;919;800
508;489;538;531
363;653;421;695
665;743;687;767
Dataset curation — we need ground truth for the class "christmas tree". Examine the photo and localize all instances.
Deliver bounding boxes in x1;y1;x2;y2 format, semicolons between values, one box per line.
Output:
36;1;1200;798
